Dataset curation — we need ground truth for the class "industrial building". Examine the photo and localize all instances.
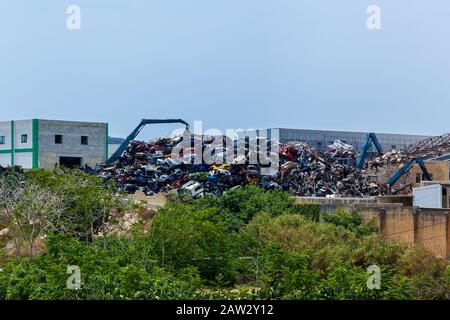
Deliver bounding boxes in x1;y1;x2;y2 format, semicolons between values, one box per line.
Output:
0;119;109;169
245;128;431;154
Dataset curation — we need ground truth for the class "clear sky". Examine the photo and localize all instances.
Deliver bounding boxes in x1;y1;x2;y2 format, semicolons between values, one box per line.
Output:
1;1;450;139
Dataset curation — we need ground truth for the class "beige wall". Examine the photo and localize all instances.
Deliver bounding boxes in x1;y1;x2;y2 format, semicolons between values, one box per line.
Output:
297;197;450;259
409;161;450;186
359;206;449;258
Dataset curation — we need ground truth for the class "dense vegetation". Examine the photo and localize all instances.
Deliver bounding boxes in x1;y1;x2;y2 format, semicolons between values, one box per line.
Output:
0;170;449;300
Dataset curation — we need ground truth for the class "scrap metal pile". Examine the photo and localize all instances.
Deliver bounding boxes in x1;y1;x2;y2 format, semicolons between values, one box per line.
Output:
98;137;388;198
324;140;358;160
279;141;384;197
368;151;409;171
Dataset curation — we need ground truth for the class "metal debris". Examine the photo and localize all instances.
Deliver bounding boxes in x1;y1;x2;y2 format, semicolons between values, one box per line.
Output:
98;136;389;198
369;151;409;170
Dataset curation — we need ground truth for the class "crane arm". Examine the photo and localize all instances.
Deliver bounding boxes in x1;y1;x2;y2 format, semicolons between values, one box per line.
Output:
415;158;432;181
356;133;383;169
387;159;414;187
387;157;432;188
370;133;383;154
106;119;190;166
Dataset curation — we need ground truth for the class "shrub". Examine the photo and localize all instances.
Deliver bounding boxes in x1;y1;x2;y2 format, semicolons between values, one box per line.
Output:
148;204;234;282
192;185;321;231
26;169;116;241
323;207;378;236
0;233;203;300
1;181;449;300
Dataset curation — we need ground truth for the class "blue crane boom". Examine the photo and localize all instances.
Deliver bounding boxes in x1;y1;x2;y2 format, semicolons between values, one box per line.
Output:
356;133;383;169
386;157;432;188
106;119;190;166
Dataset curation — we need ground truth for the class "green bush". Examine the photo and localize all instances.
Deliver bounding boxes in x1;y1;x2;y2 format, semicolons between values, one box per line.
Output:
0;233;203;300
148;204;234;282
1;182;449;300
191;185;321;231
323;207;378;236
238;212;449;299
26;169;116;241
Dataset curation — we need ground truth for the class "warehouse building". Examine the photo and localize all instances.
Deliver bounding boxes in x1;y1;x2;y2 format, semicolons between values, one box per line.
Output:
0;119;109;169
243;128;431;154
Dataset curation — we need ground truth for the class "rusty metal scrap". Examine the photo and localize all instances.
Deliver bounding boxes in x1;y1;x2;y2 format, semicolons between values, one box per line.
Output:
98;136;389;198
405;133;450;158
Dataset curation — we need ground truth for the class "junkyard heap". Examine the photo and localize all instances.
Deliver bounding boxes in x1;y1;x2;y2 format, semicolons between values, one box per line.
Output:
98;136;401;198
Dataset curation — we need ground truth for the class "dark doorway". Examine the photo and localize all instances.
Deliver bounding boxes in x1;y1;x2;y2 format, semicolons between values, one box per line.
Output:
59;157;82;168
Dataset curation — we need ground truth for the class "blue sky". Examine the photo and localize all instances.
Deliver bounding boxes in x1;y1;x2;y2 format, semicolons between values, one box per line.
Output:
1;1;450;138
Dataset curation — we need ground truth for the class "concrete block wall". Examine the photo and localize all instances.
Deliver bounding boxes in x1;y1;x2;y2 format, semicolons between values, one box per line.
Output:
296;196;377;212
38;120;107;168
297;197;450;259
415;209;449;258
377;206;415;244
353;205;449;258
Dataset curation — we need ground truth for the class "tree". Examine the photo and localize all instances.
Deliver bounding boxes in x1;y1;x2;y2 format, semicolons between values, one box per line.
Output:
26;169;115;242
0;175;64;259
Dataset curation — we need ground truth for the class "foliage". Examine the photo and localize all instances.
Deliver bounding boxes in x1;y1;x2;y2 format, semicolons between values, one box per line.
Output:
0;172;64;259
148;203;234;282
189;185;321;231
0;184;449;300
323;206;378;236
239;211;448;300
0;233;202;300
26;169;116;241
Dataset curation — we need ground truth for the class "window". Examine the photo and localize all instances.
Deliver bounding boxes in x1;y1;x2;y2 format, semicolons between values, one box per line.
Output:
391;145;396;151
55;135;63;144
417;173;433;182
81;136;88;145
0;136;5;145
416;173;422;183
21;134;28;144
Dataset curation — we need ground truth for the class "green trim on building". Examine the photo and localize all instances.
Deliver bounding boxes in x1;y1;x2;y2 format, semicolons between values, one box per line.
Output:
15;148;34;153
32;119;39;168
2;120;38;168
0;148;33;154
105;123;109;162
10;120;15;166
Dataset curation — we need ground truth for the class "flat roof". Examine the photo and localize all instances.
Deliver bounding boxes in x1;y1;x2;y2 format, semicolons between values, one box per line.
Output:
0;119;107;125
273;128;432;138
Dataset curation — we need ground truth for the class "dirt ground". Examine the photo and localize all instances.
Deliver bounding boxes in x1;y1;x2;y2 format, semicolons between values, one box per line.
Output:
129;191;168;209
